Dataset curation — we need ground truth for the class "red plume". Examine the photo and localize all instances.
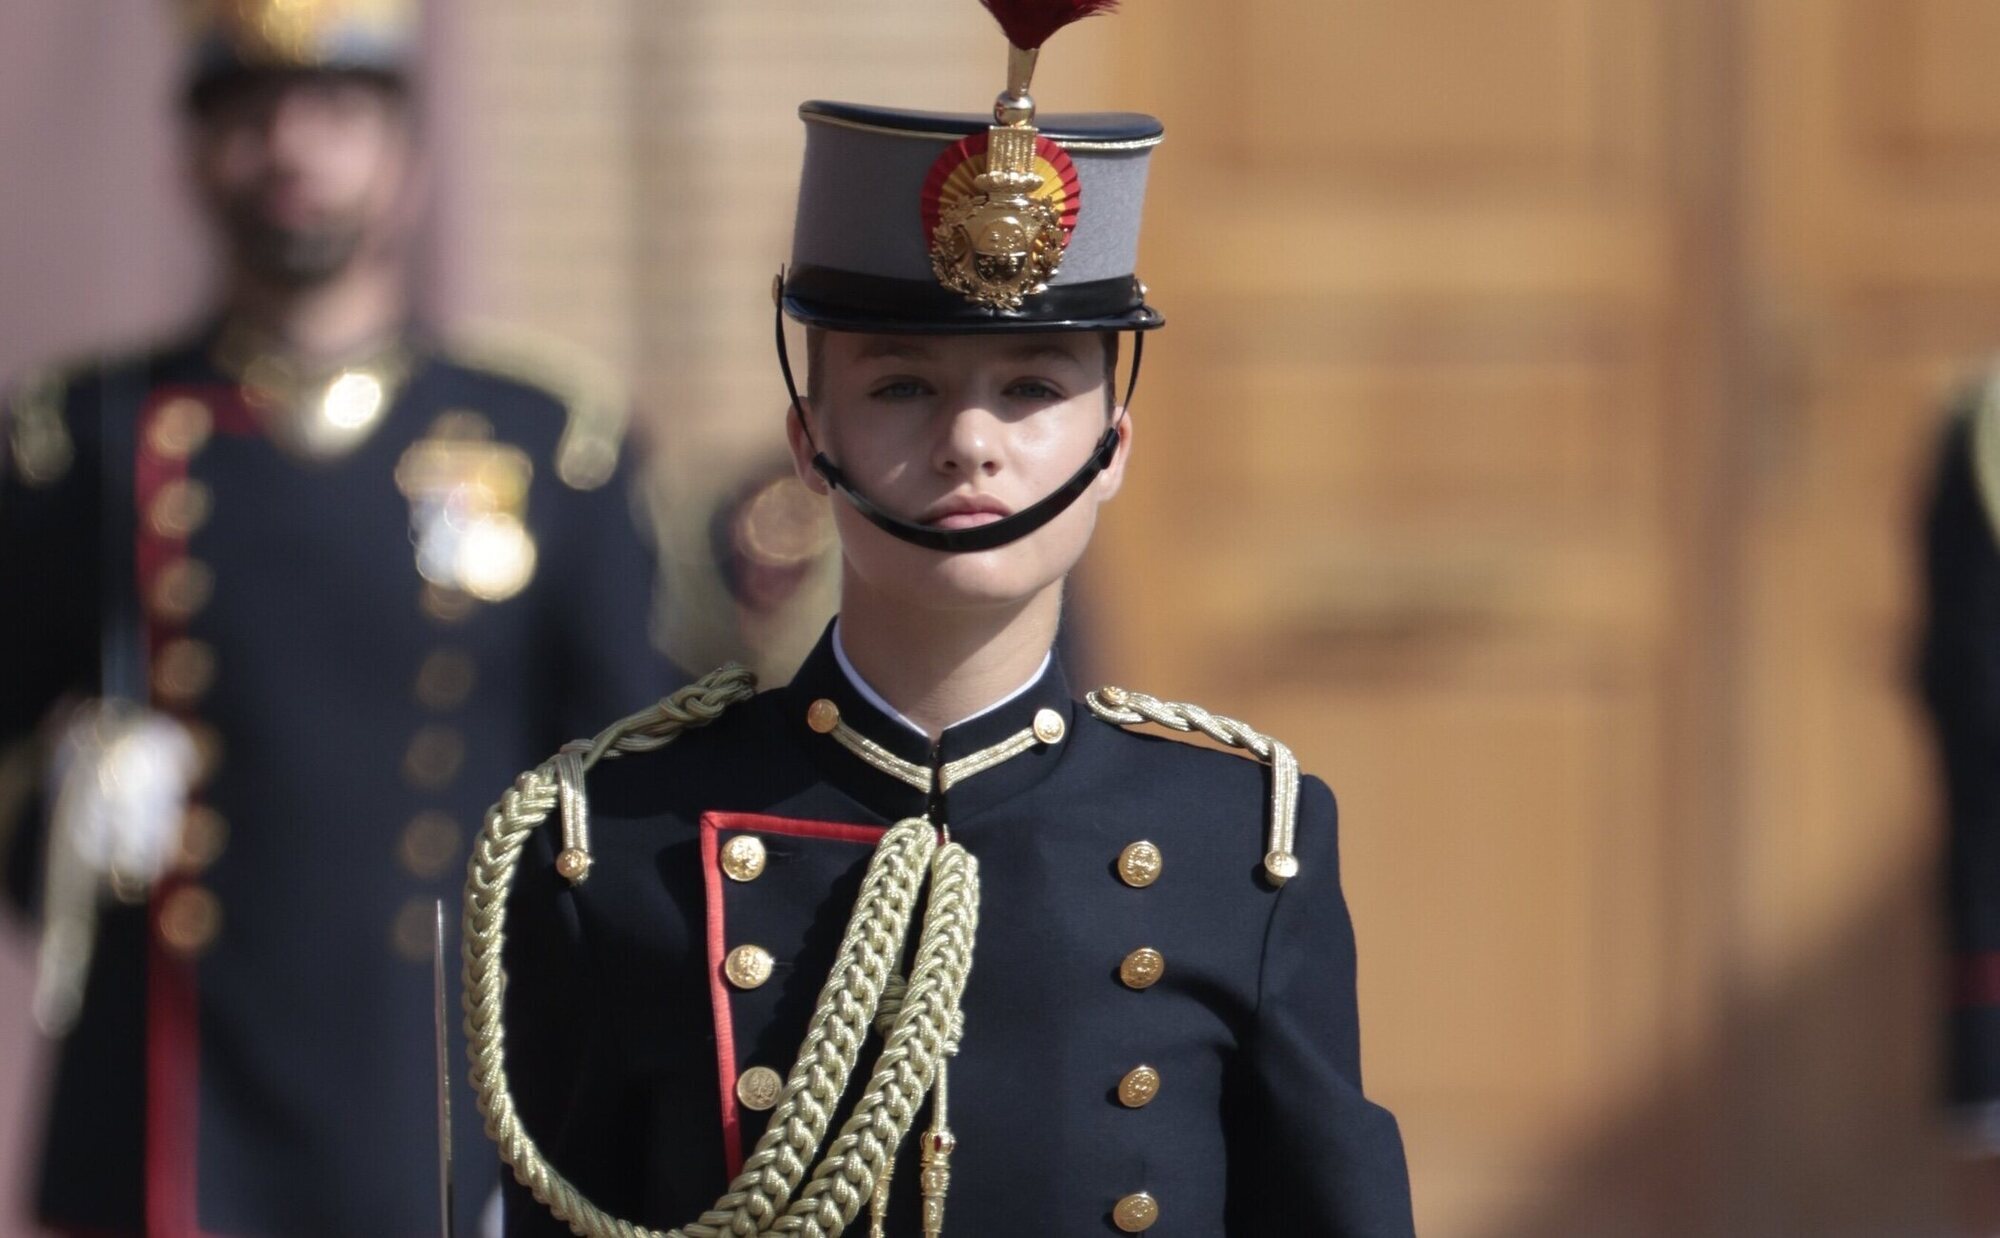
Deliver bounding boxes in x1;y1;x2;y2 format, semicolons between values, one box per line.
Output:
978;0;1120;50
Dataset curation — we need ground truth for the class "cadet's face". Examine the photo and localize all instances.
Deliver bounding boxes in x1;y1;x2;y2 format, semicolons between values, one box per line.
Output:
191;75;412;286
792;331;1129;612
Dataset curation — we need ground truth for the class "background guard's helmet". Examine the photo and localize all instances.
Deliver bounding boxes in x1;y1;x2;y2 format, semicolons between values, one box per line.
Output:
180;0;419;112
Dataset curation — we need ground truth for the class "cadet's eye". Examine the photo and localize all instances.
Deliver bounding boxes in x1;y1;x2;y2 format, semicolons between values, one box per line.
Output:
869;378;932;401
1006;379;1064;401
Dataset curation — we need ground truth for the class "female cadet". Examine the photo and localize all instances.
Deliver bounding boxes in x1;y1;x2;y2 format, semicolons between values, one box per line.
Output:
465;3;1415;1233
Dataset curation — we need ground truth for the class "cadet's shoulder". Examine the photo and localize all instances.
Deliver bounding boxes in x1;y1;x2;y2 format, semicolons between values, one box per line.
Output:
1077;683;1335;884
1083;705;1273;791
428;328;631;491
578;671;789;812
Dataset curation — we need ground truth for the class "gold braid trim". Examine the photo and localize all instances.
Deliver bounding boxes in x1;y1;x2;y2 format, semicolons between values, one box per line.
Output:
772;842;979;1237
464;663;980;1238
829;723;930;792
1084;686;1302;886
827;722;1041;795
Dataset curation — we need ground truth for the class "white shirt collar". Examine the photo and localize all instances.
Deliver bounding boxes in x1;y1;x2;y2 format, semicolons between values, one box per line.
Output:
831;617;1053;740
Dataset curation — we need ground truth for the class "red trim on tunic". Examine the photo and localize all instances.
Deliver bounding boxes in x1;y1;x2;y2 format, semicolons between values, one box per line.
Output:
146;892;202;1238
699;812;887;1178
135;386;240;1238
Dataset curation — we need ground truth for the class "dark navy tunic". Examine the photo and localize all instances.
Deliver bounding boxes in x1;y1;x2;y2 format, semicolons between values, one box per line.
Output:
500;625;1414;1236
0;327;679;1236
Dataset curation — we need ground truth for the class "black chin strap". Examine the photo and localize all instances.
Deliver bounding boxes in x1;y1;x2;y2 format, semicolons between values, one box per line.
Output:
775;293;1146;554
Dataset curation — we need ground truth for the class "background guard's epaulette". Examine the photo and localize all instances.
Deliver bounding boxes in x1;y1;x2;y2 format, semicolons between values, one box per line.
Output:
439;326;630;492
1084;686;1302;887
4;362;78;487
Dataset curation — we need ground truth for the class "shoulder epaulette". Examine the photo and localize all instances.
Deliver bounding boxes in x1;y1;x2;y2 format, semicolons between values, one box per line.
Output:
1969;373;2000;548
3;362;77;487
1084;686;1301;887
539;663;758;884
440;326;631;492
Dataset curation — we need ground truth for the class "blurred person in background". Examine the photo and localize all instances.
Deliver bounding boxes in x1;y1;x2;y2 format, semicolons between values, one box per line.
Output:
1921;375;2000;1236
0;0;678;1231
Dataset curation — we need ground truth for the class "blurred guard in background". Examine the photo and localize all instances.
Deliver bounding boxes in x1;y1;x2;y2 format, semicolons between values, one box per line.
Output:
1922;375;2000;1234
0;0;678;1232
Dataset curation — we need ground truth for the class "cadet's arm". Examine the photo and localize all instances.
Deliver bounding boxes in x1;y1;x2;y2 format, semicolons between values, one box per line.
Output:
1235;775;1416;1236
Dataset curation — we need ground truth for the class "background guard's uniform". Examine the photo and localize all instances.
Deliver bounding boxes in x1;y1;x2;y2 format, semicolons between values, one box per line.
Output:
1922;379;2000;1116
0;324;677;1234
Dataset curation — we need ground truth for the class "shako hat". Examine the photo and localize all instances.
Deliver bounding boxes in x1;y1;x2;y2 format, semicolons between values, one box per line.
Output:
180;0;419;110
777;0;1163;556
779;0;1162;334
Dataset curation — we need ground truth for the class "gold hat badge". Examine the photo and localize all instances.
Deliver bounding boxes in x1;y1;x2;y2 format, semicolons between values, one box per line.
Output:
925;0;1119;311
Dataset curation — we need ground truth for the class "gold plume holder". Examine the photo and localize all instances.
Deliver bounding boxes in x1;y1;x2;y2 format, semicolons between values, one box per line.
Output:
929;44;1067;311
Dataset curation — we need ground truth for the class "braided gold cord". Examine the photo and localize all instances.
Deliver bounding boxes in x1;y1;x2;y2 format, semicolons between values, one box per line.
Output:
463;664;980;1238
772;843;981;1238
464;668;760;1238
691;818;937;1236
1084;685;1302;885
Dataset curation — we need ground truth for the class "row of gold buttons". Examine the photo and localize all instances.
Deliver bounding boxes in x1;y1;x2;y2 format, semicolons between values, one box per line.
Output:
145;397;225;958
1114;837;1165;1230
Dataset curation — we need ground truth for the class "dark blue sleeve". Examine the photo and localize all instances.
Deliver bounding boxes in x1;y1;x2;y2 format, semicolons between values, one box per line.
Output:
0;373;100;915
1234;774;1415;1236
497;816;653;1235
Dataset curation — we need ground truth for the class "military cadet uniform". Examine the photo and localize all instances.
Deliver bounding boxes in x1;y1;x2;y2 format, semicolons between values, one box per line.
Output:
1922;376;2000;1120
469;4;1413;1234
0;6;680;1234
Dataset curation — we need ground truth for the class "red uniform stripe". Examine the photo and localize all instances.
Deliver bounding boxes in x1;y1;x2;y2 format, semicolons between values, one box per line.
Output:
699;812;887;1179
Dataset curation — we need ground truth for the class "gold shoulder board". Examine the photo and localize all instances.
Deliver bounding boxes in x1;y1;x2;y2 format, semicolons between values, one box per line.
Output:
1083;686;1302;886
441;327;630;492
4;363;76;487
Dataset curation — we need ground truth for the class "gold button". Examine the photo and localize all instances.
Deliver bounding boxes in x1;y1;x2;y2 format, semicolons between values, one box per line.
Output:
736;1065;784;1112
807;698;840;734
414;648;478;711
721;834;767;882
390;898;435;962
152;638;217;705
158;885;221;957
725;944;775;990
176;805;228;873
1118;840;1163;889
402;725;465;790
1118;1065;1161;1108
399;811;463;879
147;397;213;459
420;582;477;625
1119;947;1165;991
1113;1192;1159;1232
555;848;593;882
148;478;212;539
1033;707;1066;744
150;558;215;622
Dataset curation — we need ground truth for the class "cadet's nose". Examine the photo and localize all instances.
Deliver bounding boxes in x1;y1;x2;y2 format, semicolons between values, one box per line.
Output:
934;402;1001;477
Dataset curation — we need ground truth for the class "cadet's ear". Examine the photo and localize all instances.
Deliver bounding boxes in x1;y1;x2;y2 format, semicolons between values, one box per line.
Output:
785;401;830;495
1097;407;1133;502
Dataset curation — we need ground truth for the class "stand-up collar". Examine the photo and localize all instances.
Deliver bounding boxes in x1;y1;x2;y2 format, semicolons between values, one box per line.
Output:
781;620;1076;827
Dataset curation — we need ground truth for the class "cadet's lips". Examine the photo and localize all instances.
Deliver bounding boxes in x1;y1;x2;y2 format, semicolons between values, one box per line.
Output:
922;495;1013;529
